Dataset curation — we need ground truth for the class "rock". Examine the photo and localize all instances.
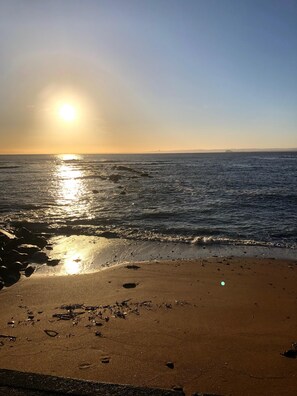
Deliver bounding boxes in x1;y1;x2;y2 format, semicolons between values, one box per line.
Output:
33;236;47;250
16;228;47;249
101;357;110;364
0;229;16;243
120;190;126;195
0;278;4;290
166;361;174;369
17;244;40;255
109;174;122;183
3;237;25;252
126;264;140;270
30;251;48;263
6;261;23;272
0;227;60;287
122;282;137;289
15;227;33;240
19;261;29;269
92;189;99;194
281;349;297;358
281;342;297;358
47;259;60;267
0;266;9;278
3;271;20;286
3;250;29;264
44;329;58;337
24;266;35;277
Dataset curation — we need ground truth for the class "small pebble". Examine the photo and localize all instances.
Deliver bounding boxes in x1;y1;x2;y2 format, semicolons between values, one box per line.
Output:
166;361;174;369
123;282;137;289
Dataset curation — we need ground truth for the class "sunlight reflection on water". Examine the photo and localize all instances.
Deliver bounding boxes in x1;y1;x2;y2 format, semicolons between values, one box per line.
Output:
64;255;83;275
56;164;83;203
37;235;117;276
57;154;82;161
53;155;90;218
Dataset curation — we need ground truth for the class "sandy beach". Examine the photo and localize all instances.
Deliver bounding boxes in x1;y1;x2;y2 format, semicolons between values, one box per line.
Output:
1;0;297;393
0;256;296;395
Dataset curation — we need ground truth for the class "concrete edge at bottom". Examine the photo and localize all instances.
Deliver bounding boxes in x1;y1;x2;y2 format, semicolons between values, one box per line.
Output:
0;368;185;396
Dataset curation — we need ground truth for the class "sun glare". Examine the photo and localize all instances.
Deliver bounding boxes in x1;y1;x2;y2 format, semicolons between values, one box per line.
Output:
59;103;76;122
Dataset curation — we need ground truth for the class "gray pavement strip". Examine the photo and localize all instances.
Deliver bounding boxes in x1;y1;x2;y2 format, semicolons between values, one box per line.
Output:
0;368;184;395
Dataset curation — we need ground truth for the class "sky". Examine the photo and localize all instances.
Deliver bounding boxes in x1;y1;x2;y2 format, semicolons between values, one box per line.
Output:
0;0;296;154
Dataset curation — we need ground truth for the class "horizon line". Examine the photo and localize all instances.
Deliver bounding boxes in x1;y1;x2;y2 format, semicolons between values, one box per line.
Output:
0;148;297;155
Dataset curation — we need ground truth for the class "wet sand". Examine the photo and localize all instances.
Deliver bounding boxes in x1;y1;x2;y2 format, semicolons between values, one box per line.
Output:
0;257;297;395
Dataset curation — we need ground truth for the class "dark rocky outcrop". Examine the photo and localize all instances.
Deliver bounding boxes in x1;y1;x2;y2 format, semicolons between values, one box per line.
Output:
0;226;58;289
17;244;40;255
16;227;47;249
3;250;29;264
30;251;48;264
0;229;16;244
47;259;60;267
24;266;35;277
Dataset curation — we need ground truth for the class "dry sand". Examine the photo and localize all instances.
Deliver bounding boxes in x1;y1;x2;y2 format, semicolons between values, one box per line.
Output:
0;257;296;395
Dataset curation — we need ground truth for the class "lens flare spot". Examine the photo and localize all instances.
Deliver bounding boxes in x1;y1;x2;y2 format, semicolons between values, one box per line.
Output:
221;281;226;286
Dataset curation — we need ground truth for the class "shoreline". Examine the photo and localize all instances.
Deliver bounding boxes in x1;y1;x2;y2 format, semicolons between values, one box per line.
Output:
0;256;297;395
37;234;297;276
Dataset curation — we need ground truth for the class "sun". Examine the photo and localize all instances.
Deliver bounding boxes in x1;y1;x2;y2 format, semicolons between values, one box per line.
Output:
58;103;76;122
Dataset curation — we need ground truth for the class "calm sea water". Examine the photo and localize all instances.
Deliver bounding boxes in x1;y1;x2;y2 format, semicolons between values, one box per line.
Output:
0;152;296;249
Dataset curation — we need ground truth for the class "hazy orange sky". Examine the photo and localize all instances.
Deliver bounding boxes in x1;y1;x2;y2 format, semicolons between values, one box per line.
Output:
0;0;296;154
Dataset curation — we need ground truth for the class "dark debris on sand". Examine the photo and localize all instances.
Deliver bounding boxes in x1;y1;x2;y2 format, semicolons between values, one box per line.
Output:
281;342;297;358
51;299;156;327
0;299;190;350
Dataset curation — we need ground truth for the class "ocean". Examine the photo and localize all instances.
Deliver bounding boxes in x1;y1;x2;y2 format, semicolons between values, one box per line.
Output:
0;152;296;250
